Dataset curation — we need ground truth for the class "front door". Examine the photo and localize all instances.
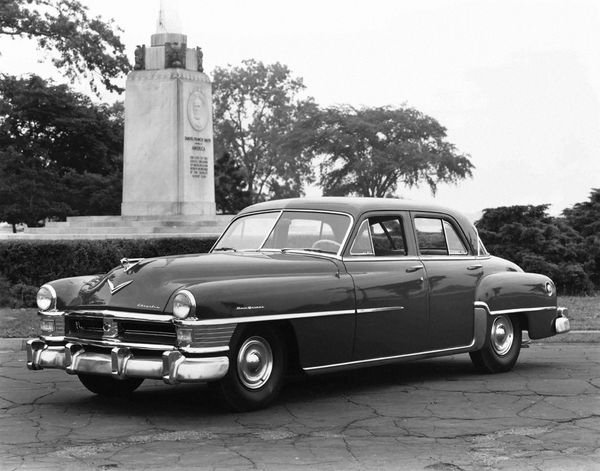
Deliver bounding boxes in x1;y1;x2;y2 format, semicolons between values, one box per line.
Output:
344;212;429;360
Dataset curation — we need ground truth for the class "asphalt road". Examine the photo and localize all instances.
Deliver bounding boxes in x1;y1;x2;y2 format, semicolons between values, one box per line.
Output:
0;343;598;471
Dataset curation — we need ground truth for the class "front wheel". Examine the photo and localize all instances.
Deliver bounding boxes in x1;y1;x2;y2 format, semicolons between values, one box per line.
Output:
78;374;144;397
470;315;521;373
214;325;287;412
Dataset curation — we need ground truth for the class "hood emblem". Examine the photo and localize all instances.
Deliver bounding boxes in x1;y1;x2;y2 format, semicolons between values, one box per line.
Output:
107;279;133;295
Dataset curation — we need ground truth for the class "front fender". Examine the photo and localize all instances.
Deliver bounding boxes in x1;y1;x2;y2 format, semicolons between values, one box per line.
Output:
475;272;558;339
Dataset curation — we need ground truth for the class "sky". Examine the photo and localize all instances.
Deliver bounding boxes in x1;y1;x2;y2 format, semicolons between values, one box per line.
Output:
1;0;599;219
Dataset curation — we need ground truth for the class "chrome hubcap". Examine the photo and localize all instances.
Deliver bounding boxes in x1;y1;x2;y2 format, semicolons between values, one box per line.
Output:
237;336;273;390
491;315;514;356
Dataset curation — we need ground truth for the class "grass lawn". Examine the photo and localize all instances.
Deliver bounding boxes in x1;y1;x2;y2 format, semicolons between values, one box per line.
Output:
0;296;598;338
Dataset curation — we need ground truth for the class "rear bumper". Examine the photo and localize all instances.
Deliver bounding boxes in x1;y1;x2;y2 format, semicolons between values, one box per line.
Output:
26;339;229;384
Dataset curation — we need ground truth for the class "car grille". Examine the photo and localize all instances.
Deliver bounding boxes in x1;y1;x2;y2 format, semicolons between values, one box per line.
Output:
65;313;176;345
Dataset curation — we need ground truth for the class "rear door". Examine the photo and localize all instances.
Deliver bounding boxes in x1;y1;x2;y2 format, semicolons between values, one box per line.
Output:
343;212;429;360
412;213;483;350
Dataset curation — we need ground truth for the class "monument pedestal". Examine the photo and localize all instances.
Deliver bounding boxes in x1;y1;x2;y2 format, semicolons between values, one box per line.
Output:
121;67;216;217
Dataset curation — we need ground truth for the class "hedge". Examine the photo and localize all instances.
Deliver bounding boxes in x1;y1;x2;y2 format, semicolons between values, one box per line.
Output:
0;237;217;307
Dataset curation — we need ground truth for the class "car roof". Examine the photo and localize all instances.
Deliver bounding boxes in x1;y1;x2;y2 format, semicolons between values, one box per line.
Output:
238;197;479;253
239;197;458;220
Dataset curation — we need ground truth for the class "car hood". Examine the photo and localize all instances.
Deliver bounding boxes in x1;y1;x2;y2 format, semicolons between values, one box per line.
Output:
68;251;339;312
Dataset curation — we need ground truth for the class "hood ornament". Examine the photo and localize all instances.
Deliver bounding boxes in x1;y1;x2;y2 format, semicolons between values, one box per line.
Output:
107;279;133;295
120;258;144;274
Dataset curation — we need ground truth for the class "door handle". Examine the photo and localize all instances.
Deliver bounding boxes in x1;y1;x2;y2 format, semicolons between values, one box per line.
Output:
467;264;483;270
406;265;424;273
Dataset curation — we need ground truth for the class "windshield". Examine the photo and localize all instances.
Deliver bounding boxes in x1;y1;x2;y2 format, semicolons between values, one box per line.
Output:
213;211;352;255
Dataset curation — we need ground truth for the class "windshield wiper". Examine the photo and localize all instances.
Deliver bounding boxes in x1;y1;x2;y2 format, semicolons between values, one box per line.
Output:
213;247;237;252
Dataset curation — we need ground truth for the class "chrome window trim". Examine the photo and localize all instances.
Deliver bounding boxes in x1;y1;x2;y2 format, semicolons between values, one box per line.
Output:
474;301;556;316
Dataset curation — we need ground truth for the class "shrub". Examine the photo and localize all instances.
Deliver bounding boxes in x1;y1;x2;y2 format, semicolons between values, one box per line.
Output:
0;237;217;307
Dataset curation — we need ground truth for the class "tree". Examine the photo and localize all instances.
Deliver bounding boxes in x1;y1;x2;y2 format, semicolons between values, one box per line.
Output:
308;106;474;197
0;74;124;227
563;188;600;237
0;0;130;94
214;151;250;214
212;59;317;204
0;147;70;231
563;189;600;287
476;205;594;294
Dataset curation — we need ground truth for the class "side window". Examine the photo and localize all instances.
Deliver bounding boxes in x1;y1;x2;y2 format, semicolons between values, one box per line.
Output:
444;220;468;255
415;217;468;256
415;218;446;255
350;216;407;256
350;220;374;255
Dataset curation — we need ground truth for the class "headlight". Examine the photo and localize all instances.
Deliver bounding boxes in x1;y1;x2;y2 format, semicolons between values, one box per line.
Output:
36;285;57;311
172;290;196;319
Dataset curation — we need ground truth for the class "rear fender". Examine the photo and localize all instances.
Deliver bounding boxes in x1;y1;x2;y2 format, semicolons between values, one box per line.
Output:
475;272;558;340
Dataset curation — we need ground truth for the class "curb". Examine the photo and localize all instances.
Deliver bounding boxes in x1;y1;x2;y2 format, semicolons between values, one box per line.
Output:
1;332;598;352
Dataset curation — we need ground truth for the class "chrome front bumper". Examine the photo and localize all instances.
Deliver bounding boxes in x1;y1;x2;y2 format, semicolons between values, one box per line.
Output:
26;339;229;384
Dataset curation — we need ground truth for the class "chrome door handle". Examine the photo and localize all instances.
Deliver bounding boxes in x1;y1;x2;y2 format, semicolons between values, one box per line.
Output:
467;264;483;270
406;265;424;273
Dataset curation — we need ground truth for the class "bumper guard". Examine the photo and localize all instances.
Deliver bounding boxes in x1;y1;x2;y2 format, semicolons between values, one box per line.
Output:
26;339;229;384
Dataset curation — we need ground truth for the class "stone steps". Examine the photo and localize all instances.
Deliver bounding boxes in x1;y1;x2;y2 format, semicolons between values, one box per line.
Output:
0;214;233;240
0;232;222;240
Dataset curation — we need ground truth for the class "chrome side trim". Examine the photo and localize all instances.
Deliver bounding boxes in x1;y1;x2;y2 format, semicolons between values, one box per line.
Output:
180;308;356;326
474;301;556;316
180;345;230;354
179;306;406;326
67;310;172;323
357;306;404;314
343;256;421;262
303;340;476;372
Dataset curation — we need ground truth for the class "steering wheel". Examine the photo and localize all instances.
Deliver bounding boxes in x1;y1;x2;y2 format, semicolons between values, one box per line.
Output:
311;239;341;253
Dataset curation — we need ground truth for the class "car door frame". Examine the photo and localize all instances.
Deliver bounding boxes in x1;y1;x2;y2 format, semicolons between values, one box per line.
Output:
410;211;483;350
341;210;430;360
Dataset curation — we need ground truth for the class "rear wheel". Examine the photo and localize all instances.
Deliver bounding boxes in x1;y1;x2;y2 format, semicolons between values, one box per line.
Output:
470;315;521;373
78;374;144;397
215;325;286;412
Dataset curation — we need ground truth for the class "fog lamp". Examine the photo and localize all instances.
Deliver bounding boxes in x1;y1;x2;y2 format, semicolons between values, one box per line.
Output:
36;285;56;311
177;328;193;347
172;290;195;319
40;318;55;335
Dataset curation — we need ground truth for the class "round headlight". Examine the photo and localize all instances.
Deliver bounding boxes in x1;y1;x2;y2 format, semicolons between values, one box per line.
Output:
36;285;56;311
172;290;196;319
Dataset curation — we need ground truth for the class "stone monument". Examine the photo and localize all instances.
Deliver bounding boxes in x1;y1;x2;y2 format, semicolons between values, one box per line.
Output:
12;3;230;240
121;4;216;217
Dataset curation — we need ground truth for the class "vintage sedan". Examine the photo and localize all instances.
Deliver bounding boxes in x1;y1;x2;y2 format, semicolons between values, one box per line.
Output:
27;198;570;410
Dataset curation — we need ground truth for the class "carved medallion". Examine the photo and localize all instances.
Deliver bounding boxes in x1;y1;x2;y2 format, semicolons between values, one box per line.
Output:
187;89;209;131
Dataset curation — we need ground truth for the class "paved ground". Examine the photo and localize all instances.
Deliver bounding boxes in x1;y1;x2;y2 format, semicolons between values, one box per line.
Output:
0;343;598;471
